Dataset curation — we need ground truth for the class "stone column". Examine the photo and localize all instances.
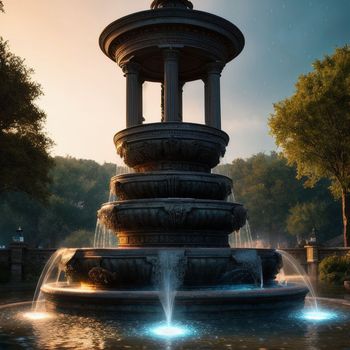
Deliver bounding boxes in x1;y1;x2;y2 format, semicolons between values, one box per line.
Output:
138;78;144;124
163;49;180;122
161;83;165;122
178;81;184;122
204;62;224;129
123;62;142;128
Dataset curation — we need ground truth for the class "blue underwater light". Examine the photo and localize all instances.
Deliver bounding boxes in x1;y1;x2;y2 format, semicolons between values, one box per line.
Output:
149;322;193;339
299;310;338;322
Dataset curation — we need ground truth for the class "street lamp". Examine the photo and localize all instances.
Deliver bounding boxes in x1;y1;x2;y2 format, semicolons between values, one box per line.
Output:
13;227;24;243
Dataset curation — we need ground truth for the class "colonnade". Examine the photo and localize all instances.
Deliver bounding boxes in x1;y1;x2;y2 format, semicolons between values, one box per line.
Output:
122;49;223;129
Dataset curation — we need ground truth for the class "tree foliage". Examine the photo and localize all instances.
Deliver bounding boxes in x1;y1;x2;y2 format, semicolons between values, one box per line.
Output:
286;201;328;240
319;255;350;284
0;38;53;200
269;46;350;246
0;153;342;248
216;152;341;246
0;156;117;247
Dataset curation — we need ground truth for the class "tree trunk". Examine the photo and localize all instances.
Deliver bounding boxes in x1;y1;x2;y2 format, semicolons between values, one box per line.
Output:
341;188;350;247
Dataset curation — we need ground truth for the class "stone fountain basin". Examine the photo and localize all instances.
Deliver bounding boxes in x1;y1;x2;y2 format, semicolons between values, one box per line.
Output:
41;282;308;316
110;171;232;200
61;248;281;289
98;199;246;247
114;122;229;172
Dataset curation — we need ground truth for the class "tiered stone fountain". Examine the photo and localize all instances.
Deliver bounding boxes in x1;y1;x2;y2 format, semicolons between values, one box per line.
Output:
41;0;308;317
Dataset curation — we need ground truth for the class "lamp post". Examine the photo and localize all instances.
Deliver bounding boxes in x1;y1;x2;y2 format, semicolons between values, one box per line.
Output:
13;227;24;243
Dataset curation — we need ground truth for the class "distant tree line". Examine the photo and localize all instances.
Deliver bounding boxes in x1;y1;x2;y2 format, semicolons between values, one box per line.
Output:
216;152;342;246
0;153;341;248
0;156;118;247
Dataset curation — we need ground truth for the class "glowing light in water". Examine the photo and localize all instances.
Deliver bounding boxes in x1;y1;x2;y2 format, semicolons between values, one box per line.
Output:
300;310;337;321
150;324;190;338
80;282;96;290
23;312;53;321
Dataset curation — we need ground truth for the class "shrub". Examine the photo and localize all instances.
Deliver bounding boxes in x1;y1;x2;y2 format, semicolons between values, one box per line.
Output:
319;255;350;284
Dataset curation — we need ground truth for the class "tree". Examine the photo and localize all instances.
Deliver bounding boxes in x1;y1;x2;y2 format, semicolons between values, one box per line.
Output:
286;201;328;241
0;1;4;13
269;46;350;247
0;38;53;201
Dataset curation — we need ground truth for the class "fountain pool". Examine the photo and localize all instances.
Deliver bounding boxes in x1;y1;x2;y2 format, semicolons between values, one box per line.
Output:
0;298;350;349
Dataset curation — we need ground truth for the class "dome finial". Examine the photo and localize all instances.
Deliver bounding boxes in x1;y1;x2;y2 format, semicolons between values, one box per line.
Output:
151;0;193;10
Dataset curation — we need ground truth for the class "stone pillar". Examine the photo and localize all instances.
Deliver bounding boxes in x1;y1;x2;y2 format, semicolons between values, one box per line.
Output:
9;242;27;282
178;81;184;121
161;83;165;122
204;62;223;129
305;244;319;283
123;62;142;127
163;49;180;122
138;78;144;124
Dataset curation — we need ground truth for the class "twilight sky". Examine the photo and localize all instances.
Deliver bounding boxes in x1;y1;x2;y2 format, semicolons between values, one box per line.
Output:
1;0;349;165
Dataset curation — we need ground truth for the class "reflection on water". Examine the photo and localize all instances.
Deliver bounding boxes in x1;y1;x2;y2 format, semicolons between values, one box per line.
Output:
0;299;349;350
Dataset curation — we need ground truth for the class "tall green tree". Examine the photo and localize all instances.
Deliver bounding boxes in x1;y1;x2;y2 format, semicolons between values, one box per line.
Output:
269;46;350;247
0;38;53;201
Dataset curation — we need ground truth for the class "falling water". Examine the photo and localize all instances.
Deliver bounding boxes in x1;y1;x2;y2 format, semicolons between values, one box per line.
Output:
93;164;132;248
232;250;263;288
212;167;254;248
227;192;253;248
93;185;119;248
277;250;318;311
93;219;116;248
32;248;76;311
157;250;185;325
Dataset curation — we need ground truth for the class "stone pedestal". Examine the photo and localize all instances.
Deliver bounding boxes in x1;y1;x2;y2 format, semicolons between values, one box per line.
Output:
305;244;319;283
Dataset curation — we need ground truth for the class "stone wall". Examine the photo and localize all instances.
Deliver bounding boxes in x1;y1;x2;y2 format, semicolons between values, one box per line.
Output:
0;244;55;283
0;244;349;283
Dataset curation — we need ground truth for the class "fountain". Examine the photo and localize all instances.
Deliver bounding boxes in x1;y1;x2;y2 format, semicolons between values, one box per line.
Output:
3;2;350;349
37;0;309;317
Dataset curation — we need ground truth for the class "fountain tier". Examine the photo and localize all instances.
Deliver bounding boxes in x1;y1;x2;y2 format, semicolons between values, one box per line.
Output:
41;248;308;315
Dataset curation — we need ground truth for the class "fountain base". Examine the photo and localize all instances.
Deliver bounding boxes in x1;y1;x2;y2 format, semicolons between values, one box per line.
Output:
41;282;308;318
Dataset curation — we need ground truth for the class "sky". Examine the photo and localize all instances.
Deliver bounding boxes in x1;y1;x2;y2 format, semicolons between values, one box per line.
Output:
1;0;349;165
